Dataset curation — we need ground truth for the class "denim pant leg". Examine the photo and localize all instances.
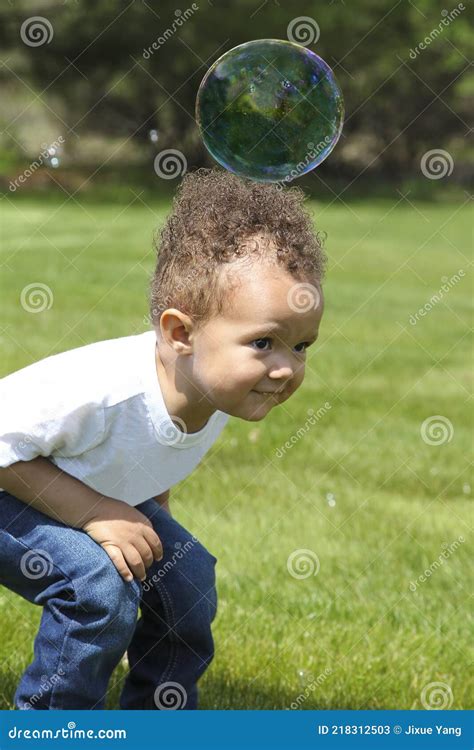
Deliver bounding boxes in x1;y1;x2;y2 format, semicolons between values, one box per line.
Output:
119;499;218;710
0;491;141;710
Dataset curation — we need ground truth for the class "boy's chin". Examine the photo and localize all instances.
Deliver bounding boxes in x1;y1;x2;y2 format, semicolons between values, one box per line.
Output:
227;399;274;422
239;412;268;422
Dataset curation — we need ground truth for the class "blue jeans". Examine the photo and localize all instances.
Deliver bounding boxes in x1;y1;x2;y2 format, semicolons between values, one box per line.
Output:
0;491;218;710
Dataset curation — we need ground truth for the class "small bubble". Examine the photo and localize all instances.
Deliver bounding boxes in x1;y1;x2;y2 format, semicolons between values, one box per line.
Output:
429;467;439;476
282;79;291;89
326;492;336;507
148;128;159;143
50;157;59;168
462;483;471;494
249;84;256;93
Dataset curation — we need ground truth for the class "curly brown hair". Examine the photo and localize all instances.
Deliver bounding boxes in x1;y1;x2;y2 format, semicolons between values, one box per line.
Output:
148;167;327;331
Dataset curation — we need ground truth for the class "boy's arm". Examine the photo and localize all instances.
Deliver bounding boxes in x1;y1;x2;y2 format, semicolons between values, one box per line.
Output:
154;489;171;515
0;456;118;528
0;457;163;581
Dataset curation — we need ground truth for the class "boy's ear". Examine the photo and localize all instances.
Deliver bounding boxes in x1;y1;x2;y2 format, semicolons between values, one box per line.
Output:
159;308;194;353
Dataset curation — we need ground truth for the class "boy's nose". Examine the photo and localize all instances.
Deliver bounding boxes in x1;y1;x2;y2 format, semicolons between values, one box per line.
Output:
267;361;294;381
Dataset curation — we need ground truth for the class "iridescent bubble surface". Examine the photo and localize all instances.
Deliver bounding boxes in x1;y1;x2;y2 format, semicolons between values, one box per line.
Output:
196;39;344;182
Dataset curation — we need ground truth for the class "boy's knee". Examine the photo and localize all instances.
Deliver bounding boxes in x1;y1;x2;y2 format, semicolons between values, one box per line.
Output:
76;554;141;639
153;541;218;630
192;544;218;624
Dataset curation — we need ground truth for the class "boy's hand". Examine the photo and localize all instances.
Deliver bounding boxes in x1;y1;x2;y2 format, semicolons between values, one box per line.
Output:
81;498;163;583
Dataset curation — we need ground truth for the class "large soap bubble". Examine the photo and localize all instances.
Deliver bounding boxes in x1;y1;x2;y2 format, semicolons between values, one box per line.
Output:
196;39;344;183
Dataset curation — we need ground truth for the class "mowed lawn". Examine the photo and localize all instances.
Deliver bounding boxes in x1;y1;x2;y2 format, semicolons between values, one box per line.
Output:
0;192;471;710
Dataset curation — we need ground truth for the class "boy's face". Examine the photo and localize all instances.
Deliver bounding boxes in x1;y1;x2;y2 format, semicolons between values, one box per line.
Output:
165;255;324;423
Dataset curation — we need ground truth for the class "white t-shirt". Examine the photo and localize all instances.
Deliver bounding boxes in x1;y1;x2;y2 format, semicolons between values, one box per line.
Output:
0;331;230;506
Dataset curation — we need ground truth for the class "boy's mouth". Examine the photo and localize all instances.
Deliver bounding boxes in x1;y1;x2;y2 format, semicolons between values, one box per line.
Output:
252;390;282;397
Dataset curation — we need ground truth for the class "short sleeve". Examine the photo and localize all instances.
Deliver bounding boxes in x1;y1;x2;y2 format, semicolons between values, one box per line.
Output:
0;363;106;469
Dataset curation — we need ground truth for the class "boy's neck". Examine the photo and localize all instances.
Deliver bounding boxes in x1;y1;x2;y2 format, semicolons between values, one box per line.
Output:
154;343;216;434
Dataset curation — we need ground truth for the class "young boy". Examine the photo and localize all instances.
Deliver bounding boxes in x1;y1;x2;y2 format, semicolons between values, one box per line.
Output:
0;168;326;710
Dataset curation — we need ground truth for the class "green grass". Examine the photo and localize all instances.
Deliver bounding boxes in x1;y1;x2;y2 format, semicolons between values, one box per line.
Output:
0;192;472;710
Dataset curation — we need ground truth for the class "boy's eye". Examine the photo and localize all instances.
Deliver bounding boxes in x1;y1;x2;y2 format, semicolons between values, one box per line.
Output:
294;342;309;354
252;338;272;351
250;338;309;354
